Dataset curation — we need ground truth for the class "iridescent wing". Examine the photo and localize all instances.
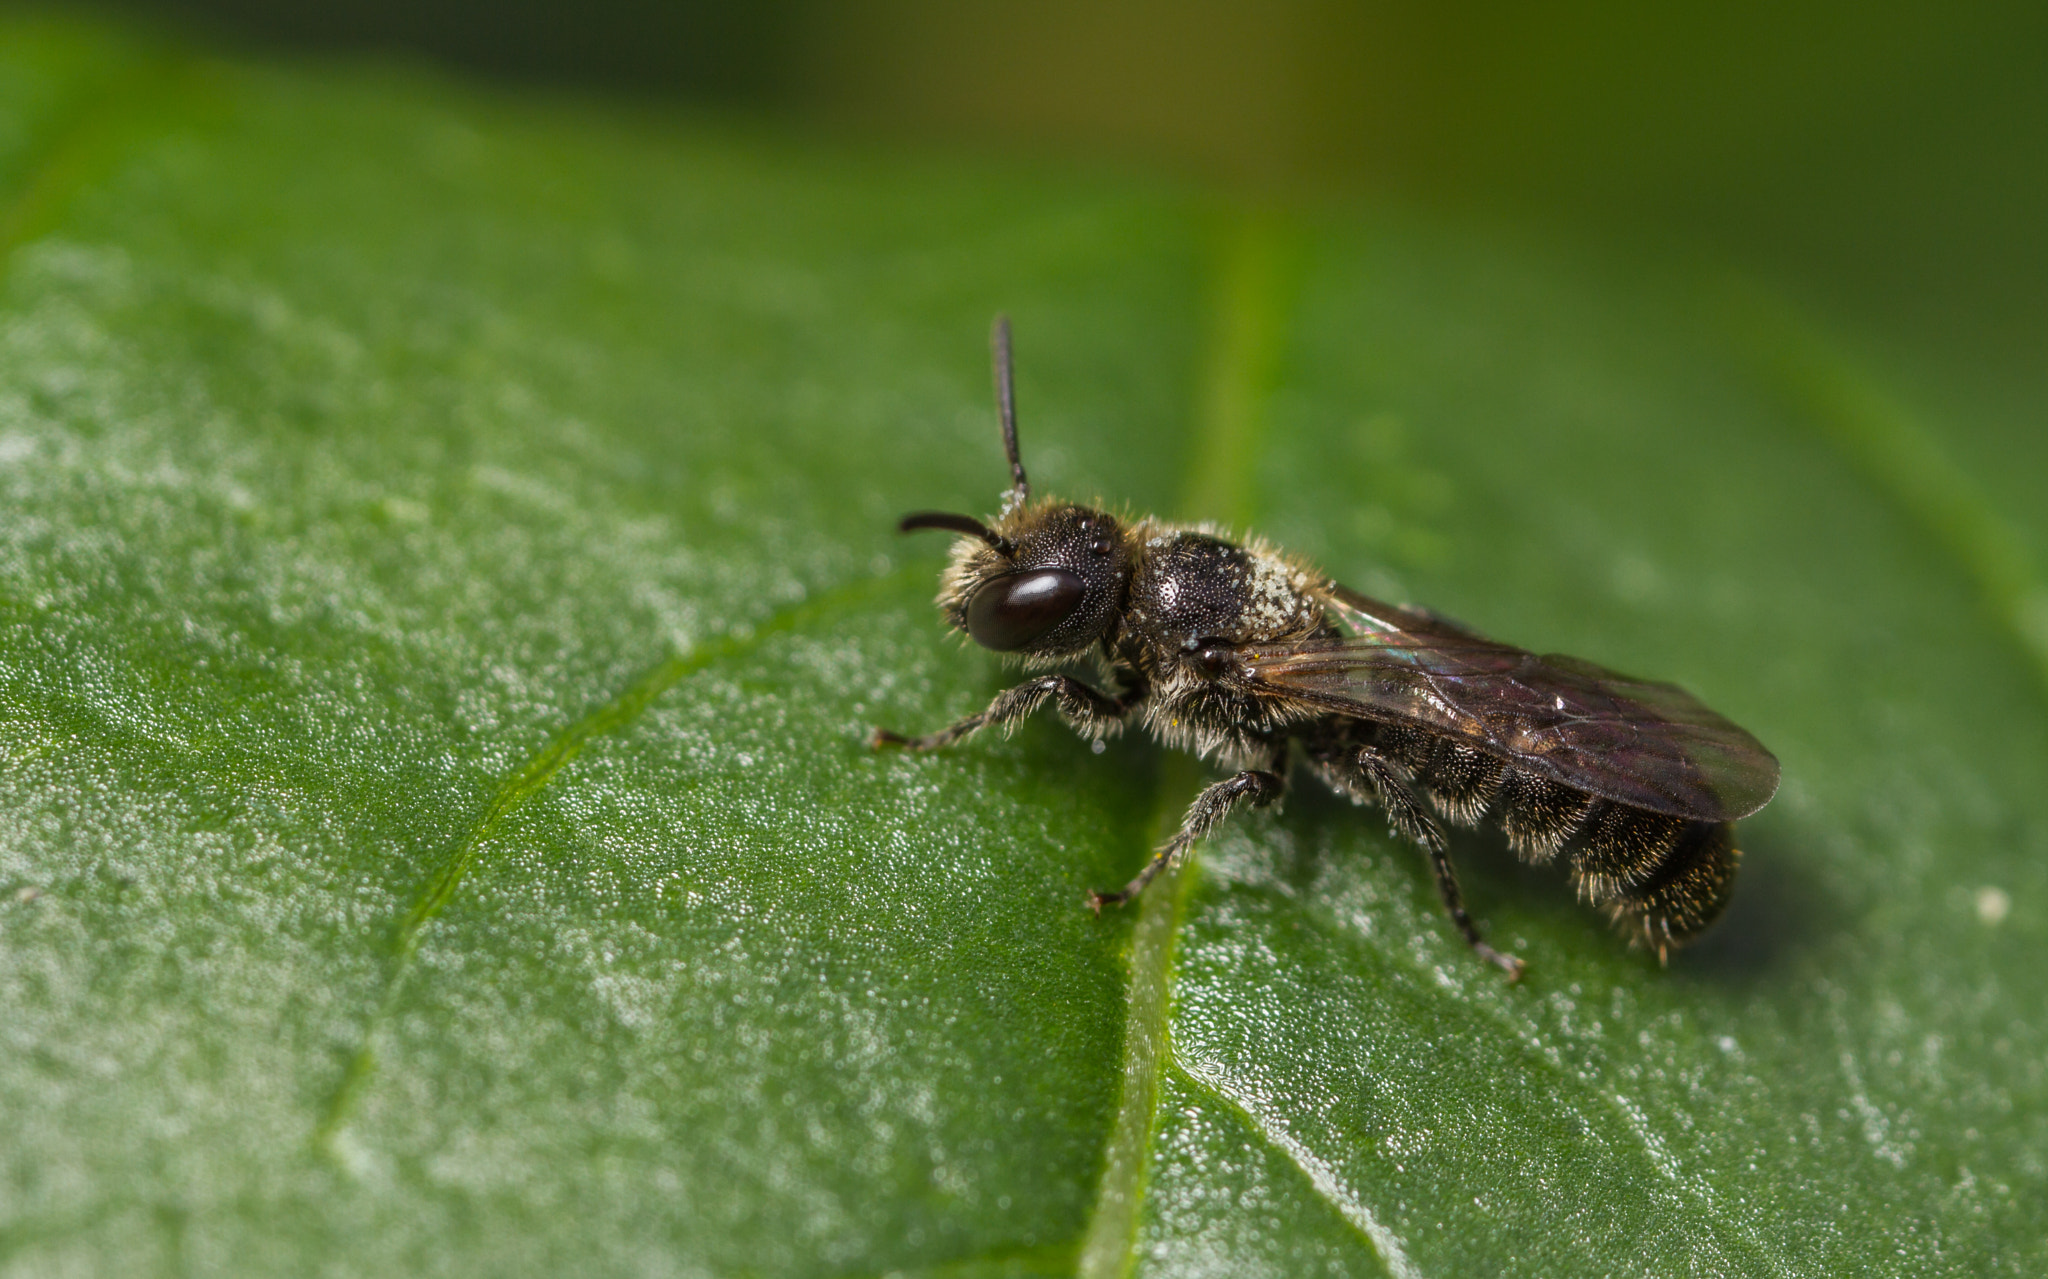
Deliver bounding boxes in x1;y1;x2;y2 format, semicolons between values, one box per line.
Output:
1241;584;1780;821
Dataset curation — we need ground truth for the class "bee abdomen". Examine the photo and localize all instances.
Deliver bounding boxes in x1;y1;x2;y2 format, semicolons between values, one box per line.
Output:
1414;740;1506;828
1495;772;1739;957
1495;769;1594;863
1568;800;1688;900
1598;820;1739;958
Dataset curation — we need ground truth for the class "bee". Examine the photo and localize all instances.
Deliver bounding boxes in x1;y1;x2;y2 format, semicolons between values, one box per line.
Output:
873;317;1779;978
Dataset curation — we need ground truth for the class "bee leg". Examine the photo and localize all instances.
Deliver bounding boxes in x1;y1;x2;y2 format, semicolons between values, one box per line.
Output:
870;674;1129;752
1089;768;1285;912
1358;750;1525;981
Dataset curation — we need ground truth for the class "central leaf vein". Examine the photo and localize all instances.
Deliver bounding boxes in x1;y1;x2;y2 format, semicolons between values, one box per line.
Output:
1075;214;1304;1276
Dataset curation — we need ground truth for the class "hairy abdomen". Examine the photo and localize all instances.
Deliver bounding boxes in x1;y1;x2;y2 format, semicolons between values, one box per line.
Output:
1315;720;1738;957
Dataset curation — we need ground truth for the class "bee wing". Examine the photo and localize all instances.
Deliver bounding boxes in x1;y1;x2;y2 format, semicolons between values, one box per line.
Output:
1241;585;1780;821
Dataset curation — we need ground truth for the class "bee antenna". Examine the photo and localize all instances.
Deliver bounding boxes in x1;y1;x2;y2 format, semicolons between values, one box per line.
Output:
898;510;1010;552
992;314;1028;506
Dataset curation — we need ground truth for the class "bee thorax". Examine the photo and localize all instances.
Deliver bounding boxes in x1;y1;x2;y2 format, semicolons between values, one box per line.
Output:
1123;529;1322;652
1116;527;1326;762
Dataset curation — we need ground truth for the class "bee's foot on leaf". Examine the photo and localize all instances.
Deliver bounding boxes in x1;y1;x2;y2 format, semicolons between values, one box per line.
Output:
1087;889;1130;915
1478;943;1525;982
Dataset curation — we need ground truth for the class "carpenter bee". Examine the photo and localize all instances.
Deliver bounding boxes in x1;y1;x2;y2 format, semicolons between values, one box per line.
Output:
873;317;1779;979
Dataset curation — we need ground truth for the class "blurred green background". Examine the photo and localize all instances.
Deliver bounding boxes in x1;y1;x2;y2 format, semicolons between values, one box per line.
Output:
128;0;2048;366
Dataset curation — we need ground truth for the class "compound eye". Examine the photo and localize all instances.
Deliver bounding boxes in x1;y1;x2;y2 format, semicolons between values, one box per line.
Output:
966;568;1087;652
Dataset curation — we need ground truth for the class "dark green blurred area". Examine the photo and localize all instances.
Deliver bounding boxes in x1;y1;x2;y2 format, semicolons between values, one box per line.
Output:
116;0;2048;368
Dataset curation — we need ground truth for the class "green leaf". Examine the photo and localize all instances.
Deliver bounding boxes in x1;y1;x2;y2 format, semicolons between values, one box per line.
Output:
3;17;2044;1277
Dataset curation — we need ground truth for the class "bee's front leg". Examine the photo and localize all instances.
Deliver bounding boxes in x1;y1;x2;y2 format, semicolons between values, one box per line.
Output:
870;674;1130;753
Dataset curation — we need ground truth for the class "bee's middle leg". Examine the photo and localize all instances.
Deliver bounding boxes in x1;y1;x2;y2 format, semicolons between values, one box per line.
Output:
1090;764;1286;912
870;674;1128;752
1357;748;1524;981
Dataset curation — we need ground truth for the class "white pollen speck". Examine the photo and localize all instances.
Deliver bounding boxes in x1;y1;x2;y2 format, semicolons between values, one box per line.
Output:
1091;738;1107;755
1975;886;2011;926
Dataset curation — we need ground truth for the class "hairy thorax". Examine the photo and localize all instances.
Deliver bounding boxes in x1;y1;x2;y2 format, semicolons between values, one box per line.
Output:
1114;523;1331;763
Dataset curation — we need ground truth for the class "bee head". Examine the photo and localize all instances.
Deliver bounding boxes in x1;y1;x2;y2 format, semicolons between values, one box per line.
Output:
897;316;1131;659
904;502;1129;657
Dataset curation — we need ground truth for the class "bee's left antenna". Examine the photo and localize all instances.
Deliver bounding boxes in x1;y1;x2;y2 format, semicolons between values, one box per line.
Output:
992;314;1028;505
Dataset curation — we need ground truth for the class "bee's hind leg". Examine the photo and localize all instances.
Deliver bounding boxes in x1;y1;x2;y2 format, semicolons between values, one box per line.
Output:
1090;765;1285;912
1357;749;1525;981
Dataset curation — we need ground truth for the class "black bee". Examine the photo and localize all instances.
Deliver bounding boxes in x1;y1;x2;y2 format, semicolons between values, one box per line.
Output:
873;318;1780;978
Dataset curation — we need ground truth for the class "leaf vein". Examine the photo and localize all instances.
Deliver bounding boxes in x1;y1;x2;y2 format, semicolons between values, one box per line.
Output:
1075;214;1304;1277
1730;285;2048;702
1172;1057;1423;1279
312;566;916;1152
0;45;190;263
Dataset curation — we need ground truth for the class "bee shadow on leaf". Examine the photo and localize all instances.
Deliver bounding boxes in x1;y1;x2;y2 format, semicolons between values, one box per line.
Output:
1670;820;1837;987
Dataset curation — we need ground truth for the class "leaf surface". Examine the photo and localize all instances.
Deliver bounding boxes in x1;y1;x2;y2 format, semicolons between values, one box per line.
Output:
1;19;2044;1278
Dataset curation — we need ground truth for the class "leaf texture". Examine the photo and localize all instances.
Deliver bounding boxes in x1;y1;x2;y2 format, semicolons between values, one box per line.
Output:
1;17;2045;1278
